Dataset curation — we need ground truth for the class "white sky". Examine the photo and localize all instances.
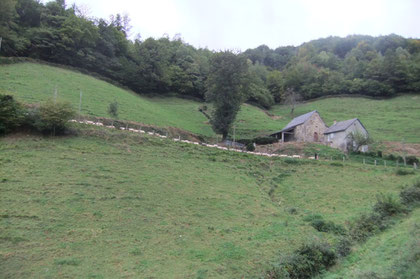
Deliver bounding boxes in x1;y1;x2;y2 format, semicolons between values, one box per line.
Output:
57;0;419;51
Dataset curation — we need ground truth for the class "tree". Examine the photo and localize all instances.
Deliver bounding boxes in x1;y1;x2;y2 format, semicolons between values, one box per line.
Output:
35;100;75;136
284;88;301;115
348;131;372;152
206;51;248;140
107;100;118;123
0;94;24;135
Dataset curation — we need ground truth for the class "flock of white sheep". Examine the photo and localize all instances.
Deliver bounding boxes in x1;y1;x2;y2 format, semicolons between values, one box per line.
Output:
70;119;312;159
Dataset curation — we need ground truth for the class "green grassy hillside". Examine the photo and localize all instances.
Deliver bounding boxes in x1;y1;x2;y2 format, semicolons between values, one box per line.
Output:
270;95;420;143
319;208;420;279
1;126;418;278
1;62;419;142
0;62;281;139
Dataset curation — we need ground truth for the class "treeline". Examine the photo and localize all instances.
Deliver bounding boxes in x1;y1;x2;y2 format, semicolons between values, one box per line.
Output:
244;35;420;101
1;0;420;108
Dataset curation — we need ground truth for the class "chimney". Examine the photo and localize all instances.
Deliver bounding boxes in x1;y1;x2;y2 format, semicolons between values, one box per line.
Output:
333;120;337;125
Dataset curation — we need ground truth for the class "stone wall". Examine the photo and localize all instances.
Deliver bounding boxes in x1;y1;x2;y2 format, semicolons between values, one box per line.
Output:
294;112;328;143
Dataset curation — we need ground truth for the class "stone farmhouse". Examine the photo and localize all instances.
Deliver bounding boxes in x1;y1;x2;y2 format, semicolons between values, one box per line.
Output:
269;110;328;143
269;111;369;152
324;118;369;152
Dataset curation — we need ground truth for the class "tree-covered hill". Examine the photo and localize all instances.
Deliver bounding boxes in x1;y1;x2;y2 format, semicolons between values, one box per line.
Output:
1;0;420;108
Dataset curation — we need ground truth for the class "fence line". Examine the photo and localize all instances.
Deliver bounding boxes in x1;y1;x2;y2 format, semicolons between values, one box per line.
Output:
70;119;418;169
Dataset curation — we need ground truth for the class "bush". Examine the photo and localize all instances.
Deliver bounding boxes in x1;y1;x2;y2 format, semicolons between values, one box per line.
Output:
254;137;278;145
373;193;405;217
400;181;420;205
386;154;397;161
348;213;385;242
377;150;383;158
246;142;255;151
107;101;119;119
304;214;346;235
335;237;352;257
396;169;415;176
406;156;419;165
33;100;75;135
0;94;24;135
268;241;337;279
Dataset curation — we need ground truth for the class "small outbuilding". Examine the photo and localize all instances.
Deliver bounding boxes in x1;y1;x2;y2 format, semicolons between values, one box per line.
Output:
324;118;369;152
269;110;328;143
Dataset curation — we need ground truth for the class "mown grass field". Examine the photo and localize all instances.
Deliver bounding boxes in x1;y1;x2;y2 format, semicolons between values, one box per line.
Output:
1;126;418;278
269;95;420;143
0;62;281;139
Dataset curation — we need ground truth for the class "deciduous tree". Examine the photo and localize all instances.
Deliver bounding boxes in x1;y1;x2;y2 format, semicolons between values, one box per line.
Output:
206;51;248;140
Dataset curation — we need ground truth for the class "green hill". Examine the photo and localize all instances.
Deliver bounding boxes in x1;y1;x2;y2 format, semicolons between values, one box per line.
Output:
319;208;420;279
1;125;418;278
269;96;420;143
0;62;282;139
2;62;419;143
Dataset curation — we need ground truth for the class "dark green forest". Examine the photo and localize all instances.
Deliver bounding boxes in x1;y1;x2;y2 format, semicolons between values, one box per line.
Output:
1;0;420;108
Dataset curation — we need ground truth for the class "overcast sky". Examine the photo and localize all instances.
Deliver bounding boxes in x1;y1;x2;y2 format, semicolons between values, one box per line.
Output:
59;0;419;51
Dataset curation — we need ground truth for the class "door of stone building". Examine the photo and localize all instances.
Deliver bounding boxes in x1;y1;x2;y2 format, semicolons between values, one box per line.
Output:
314;132;319;142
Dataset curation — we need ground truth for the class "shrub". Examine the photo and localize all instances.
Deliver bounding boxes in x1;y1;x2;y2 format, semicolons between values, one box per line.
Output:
237;138;252;145
396;169;415;176
254;137;278;145
373;193;405;217
304;214;346;235
406;156;419;165
400;181;420;205
33;100;75;135
107;101;119;119
335;237;352;257
386;154;397;161
0;94;24;135
311;219;346;235
377;150;383;158
269;241;337;279
348;213;385;242
246;142;256;151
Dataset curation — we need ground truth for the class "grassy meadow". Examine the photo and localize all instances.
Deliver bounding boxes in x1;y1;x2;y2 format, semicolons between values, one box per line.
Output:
1;125;418;278
270;95;420;143
2;62;419;142
0;62;281;139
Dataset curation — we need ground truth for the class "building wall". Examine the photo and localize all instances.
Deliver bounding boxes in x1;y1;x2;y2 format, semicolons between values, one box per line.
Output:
294;112;328;143
326;120;368;151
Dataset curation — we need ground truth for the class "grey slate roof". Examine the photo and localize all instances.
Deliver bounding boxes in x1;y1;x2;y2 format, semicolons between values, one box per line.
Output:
324;118;359;134
280;110;318;132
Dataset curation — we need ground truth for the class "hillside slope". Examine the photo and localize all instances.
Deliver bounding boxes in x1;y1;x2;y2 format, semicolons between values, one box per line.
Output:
270;95;420;143
1;62;419;143
1;126;418;278
0;62;281;139
319;208;420;279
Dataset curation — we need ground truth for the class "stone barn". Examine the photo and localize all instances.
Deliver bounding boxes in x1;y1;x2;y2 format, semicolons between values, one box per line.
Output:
324;118;369;152
269;110;328;143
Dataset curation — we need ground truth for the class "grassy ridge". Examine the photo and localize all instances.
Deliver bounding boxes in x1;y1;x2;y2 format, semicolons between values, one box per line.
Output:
270;95;420;143
0;126;417;278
